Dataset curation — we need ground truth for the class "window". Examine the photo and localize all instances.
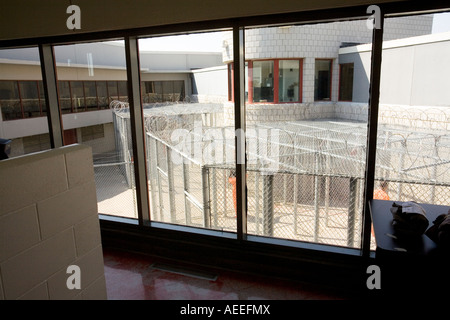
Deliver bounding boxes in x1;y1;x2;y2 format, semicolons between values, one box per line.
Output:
71;81;85;112
314;59;332;101
0;80;21;120
84;81;99;111
58;81;72;114
81;124;104;141
117;81;128;101
252;60;274;102
23;133;51;154
19;81;41;118
107;81;119;104
339;63;354;101
139;31;235;231
279;60;301;102
0;47;51;158
54;41;137;219
229;59;302;104
96;81;109;109
142;80;185;103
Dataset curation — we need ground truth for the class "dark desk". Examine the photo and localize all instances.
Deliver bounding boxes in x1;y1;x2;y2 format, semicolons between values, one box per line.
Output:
370;200;450;296
371;199;450;256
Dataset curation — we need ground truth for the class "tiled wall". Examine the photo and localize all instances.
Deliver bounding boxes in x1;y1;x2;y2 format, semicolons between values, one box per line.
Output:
0;144;106;300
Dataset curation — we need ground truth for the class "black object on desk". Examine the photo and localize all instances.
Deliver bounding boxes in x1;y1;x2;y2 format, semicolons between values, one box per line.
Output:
370;200;450;297
371;200;450;256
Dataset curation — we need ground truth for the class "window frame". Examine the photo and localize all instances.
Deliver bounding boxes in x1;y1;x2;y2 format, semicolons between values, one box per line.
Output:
229;58;303;104
2;2;448;273
338;63;354;102
314;58;333;102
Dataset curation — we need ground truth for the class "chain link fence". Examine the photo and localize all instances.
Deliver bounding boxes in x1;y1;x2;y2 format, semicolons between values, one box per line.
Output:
106;100;450;249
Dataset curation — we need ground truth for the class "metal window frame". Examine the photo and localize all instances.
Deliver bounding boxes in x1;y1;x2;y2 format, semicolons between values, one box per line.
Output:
5;2;443;259
38;44;63;148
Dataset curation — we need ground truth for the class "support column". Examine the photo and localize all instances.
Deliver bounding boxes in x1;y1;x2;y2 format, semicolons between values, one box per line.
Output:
125;36;151;226
362;13;385;257
39;44;63;148
233;25;247;240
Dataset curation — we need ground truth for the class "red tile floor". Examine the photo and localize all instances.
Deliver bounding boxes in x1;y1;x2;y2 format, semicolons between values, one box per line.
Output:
103;247;351;300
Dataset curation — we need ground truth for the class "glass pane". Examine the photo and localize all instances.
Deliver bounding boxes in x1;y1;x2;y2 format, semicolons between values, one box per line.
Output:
117;81;128;101
71;81;85;112
375;13;449;211
0;47;51;158
314;59;332;101
38;81;47;115
0;80;21;120
252;61;274;102
139;30;234;231
58;81;72;114
279;60;300;102
245;20;374;249
96;81;109;109
107;81;118;104
54;41;137;219
19;81;41;118
84;81;99;111
339;63;354;101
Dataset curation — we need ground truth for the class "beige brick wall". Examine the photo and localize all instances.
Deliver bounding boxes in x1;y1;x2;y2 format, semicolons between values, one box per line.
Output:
0;144;106;300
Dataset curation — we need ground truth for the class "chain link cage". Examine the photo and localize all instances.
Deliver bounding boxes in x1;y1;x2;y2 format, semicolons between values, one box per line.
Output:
104;101;449;249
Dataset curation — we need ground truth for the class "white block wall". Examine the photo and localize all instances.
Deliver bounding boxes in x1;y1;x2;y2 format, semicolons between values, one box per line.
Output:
0;144;106;300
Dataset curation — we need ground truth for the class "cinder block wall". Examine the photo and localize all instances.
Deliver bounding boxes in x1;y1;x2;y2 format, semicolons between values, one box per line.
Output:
0;144;106;300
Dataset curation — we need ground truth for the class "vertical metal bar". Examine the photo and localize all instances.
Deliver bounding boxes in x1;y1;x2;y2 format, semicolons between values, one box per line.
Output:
262;174;274;237
362;13;385;257
397;141;405;199
38;44;63;148
293;173;298;235
124;36;150;226
212;167;218;228
255;170;260;235
233;25;247;240
431;137;439;203
148;136;158;220
202;166;211;228
166;146;176;223
154;140;164;221
182;161;192;225
222;128;228;217
348;177;358;247
255;127;260;234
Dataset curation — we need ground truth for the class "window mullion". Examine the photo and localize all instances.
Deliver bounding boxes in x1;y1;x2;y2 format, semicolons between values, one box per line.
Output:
362;13;385;257
233;26;247;241
38;44;64;148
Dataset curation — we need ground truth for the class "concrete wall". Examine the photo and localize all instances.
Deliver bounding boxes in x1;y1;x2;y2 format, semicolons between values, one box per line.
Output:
191;66;228;103
0;0;409;41
339;31;450;106
0;144;106;300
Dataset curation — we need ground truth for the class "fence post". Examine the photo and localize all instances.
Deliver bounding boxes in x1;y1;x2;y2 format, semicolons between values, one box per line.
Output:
166;145;176;223
182;161;192;225
255;170;261;234
212;167;218;228
314;153;320;242
202;166;211;228
348;177;358;247
262;173;274;237
148;136;158;220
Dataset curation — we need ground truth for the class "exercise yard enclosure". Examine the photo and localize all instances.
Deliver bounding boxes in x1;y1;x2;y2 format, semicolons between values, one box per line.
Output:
94;100;450;249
